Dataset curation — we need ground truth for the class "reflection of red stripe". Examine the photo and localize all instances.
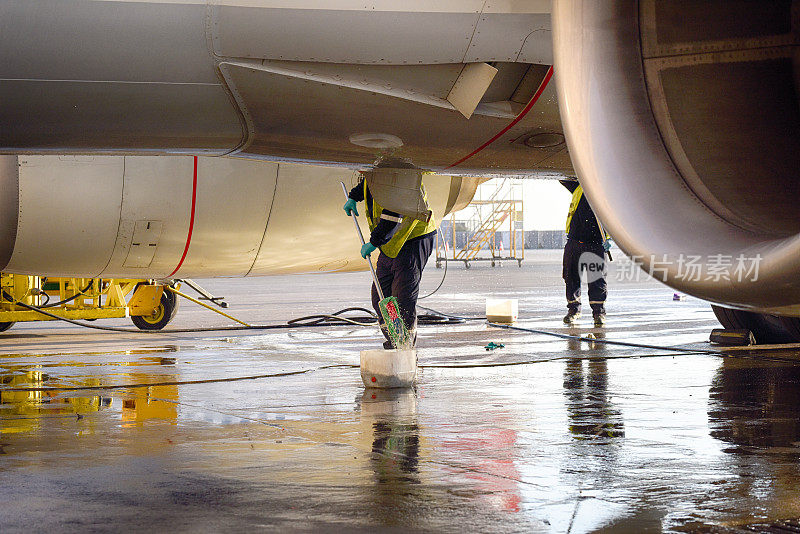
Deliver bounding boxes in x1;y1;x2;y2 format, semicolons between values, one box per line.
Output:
444;65;554;170
168;156;198;277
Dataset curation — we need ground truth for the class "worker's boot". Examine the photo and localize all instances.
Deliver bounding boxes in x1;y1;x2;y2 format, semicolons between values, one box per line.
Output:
380;325;393;349
563;310;581;325
593;313;606;327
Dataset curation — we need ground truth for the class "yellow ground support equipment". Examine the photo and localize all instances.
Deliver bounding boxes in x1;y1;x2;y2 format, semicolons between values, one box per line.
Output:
0;274;174;331
436;177;524;269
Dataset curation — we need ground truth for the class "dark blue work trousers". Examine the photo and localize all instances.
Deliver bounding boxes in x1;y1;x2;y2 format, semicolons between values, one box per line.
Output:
371;232;435;341
563;238;607;314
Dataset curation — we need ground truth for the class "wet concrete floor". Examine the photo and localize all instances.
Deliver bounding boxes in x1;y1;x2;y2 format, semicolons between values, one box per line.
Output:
1;251;800;533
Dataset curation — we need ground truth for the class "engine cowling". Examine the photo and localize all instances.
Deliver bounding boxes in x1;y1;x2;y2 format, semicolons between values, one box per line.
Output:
553;0;800;318
0;155;476;279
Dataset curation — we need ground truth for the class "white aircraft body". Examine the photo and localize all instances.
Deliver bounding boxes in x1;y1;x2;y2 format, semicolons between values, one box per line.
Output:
1;0;799;341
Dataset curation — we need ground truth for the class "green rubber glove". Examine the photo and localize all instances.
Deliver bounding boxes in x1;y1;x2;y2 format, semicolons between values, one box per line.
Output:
360;243;376;258
343;198;359;216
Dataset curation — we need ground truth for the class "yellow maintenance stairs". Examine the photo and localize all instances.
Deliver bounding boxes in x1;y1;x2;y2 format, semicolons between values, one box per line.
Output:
0;274;177;331
436;178;524;268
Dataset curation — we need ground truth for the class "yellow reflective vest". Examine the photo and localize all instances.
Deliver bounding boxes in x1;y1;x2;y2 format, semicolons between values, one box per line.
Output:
565;184;609;240
365;181;438;258
565;185;584;235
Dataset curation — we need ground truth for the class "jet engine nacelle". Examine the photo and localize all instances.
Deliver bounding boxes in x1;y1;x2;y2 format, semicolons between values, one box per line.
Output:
0;155;476;279
553;0;800;325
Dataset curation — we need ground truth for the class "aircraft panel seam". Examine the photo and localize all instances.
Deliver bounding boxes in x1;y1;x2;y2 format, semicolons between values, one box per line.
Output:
97;156;127;278
460;1;488;64
246;165;280;277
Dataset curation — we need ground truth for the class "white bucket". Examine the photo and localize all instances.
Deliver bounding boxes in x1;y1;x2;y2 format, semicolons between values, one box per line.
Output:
485;298;518;323
360;349;417;388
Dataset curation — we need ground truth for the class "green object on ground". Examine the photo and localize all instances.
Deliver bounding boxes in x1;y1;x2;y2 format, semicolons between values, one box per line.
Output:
485;342;505;351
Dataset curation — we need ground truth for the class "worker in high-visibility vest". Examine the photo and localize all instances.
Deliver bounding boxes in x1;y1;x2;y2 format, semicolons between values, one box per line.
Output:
344;177;437;348
560;179;611;326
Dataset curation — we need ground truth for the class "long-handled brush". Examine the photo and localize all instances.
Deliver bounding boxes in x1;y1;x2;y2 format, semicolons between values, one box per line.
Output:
341;182;410;349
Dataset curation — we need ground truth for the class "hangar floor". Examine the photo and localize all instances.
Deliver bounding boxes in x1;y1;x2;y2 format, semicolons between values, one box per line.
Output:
1;250;799;533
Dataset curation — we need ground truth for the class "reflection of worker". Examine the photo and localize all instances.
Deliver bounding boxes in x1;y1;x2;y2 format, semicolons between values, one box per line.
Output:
560;180;610;326
344;177;437;348
563;357;624;439
371;420;420;484
359;389;422;521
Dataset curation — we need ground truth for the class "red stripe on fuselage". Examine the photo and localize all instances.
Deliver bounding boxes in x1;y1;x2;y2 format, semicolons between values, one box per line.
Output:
168;155;198;277
444;65;554;170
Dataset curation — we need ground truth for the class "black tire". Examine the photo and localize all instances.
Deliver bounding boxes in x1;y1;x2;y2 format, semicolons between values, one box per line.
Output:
0;321;14;332
711;305;799;344
711;305;747;330
131;289;179;331
779;316;800;341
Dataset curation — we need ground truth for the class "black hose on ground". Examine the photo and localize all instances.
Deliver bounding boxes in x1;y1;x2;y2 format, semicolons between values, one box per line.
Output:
1;292;463;334
419;228;448;300
488;321;725;355
41;281;94;308
287;307;377;327
417;304;484;322
0;288;715;355
2;290;768;359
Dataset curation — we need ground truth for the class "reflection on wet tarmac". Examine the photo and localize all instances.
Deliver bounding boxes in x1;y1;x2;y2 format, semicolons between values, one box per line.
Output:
3;298;800;530
563;357;624;440
0;370;111;434
701;359;800;531
361;390;422;526
710;359;800;450
0;359;180;436
362;390;420;484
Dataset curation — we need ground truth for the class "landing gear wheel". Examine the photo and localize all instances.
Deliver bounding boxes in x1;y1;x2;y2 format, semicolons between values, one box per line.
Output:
465;261;471;269
0;321;14;332
711;305;799;344
131;288;179;331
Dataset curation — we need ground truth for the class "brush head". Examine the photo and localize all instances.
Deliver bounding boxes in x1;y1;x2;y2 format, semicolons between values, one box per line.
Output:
378;296;411;349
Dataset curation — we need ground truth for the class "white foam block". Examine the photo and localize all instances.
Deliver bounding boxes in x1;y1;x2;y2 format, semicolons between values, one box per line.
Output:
486;298;518;323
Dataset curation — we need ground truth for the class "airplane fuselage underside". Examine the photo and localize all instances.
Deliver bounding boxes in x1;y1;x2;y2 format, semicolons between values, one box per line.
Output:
0;1;568;176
